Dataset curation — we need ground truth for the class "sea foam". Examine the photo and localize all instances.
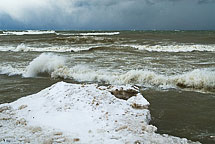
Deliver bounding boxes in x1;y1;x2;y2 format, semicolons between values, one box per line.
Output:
51;64;215;91
172;69;215;89
127;44;215;52
57;32;120;36
1;53;215;92
2;30;56;35
0;43;101;53
23;53;67;77
0;64;24;76
1;43;215;53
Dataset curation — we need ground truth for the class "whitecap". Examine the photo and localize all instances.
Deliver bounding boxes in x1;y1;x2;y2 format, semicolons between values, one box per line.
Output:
2;30;56;35
2;53;215;92
0;64;24;76
0;44;101;53
23;53;67;77
57;32;120;36
127;44;215;52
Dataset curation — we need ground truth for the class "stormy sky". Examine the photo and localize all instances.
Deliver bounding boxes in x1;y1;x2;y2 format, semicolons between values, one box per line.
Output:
0;0;215;30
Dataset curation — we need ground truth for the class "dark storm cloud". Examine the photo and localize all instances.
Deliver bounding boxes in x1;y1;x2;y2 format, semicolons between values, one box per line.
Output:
198;0;215;4
0;0;214;30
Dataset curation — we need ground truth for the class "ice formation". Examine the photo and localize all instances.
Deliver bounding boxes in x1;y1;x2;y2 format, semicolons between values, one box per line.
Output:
0;82;200;143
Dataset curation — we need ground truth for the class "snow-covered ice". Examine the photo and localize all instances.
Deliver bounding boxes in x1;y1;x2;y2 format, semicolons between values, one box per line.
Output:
0;82;200;144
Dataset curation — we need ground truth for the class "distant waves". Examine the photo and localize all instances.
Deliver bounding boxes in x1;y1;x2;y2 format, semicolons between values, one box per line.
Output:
0;43;104;52
0;30;120;36
0;30;56;35
125;44;215;52
0;43;215;53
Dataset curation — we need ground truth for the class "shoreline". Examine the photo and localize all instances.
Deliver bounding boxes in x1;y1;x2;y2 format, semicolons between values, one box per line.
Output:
0;81;200;144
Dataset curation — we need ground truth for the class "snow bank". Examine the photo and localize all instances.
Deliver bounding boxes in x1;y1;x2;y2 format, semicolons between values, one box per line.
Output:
0;82;200;144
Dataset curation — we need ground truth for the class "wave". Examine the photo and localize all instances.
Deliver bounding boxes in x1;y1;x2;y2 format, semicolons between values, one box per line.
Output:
0;64;24;76
2;43;215;53
52;67;215;90
172;69;215;89
55;36;116;44
57;32;120;36
0;43;102;52
1;30;56;35
0;44;33;52
127;44;215;52
23;53;66;77
2;53;215;92
51;67;215;92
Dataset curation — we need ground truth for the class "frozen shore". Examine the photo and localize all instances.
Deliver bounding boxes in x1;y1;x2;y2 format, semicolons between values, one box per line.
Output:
0;82;200;144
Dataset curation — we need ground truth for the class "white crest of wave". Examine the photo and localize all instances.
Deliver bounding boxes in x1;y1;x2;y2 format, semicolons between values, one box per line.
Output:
128;44;215;52
0;64;24;76
23;53;66;77
61;66;167;85
51;64;114;82
57;32;120;36
117;70;167;86
119;69;215;90
0;44;99;53
51;65;215;91
0;44;32;52
3;30;55;35
79;32;120;36
14;43;30;52
2;52;214;92
70;65;114;82
172;69;215;89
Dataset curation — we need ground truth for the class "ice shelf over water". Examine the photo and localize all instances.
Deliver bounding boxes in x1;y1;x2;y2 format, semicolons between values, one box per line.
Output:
0;82;200;144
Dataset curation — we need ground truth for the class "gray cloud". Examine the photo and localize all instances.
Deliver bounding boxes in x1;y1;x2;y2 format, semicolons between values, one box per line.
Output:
198;0;215;4
0;0;214;30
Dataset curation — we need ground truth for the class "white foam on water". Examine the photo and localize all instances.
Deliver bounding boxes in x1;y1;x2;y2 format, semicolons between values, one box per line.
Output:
1;53;214;92
0;64;24;76
0;46;15;51
23;53;67;77
33;45;99;53
0;44;32;52
0;43;101;52
15;43;31;52
127;44;215;52
51;66;215;91
2;30;56;35
57;32;120;36
171;69;215;89
1;43;215;53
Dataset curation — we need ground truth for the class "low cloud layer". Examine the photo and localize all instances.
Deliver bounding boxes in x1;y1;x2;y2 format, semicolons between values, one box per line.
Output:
0;0;214;30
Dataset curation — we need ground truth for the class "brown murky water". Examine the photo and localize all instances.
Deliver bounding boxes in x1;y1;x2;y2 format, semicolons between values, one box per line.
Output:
0;30;215;143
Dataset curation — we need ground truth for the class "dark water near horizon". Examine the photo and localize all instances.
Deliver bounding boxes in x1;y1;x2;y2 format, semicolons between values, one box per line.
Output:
0;30;215;143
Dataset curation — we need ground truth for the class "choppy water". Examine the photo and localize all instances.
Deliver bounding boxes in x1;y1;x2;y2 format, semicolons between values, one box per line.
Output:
0;30;215;143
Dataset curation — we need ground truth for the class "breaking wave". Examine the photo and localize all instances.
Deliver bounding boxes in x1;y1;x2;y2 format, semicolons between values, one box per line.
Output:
0;65;24;76
51;67;215;91
57;32;120;36
127;44;215;52
54;36;116;44
1;43;215;53
1;53;215;92
0;43;102;52
1;30;56;35
23;53;67;77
